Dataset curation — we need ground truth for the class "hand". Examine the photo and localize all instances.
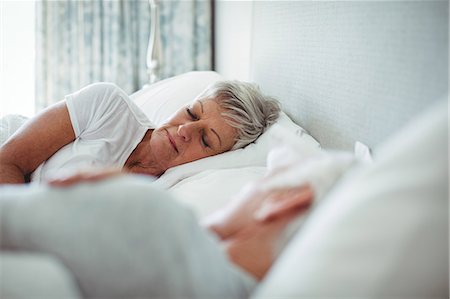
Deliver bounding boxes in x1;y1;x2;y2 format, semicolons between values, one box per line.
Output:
253;184;314;222
48;168;123;187
205;182;314;241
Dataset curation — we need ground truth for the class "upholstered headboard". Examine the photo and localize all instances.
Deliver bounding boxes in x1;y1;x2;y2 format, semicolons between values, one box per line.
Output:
250;1;448;150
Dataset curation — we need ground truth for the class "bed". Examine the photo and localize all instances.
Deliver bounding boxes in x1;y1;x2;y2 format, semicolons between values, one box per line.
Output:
1;1;448;298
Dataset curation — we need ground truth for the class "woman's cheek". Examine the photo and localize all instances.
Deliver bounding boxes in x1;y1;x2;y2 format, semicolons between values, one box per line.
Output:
150;131;174;169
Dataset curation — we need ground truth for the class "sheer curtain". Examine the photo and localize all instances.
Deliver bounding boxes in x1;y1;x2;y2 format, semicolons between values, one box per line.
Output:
35;0;212;111
159;1;212;78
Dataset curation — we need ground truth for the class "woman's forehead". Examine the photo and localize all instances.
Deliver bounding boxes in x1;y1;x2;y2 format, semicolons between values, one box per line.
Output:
198;100;237;148
193;98;222;113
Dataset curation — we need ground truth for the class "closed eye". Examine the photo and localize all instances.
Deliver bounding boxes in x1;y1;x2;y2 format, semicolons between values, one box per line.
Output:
201;130;210;148
186;108;198;120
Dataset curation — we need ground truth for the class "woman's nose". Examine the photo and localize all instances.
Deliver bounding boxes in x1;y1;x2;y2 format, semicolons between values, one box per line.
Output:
177;122;199;142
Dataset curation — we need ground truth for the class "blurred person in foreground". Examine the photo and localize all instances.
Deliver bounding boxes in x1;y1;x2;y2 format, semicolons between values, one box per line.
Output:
0;145;354;298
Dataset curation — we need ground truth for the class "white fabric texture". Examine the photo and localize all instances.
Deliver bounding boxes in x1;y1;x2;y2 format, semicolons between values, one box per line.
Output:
253;101;448;298
171;166;266;219
0;176;256;299
265;146;355;201
252;146;356;254
31;83;155;183
354;141;373;164
131;71;224;126
0;114;29;146
0;252;81;299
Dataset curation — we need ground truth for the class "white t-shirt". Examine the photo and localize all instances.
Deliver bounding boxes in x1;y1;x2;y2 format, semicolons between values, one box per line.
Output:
32;83;155;183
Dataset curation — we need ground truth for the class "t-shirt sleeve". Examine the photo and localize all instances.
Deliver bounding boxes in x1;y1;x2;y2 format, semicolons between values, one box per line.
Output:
65;82;129;137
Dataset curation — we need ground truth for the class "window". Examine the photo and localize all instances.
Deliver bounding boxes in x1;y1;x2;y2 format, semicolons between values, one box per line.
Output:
0;1;36;117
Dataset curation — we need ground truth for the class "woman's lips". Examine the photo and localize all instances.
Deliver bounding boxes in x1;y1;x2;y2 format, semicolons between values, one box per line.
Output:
165;129;179;153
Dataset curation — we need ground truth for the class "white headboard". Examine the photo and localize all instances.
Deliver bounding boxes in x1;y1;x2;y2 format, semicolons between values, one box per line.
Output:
249;1;448;150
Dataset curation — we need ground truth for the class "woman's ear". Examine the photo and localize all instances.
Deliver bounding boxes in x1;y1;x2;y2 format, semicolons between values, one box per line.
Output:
253;184;314;222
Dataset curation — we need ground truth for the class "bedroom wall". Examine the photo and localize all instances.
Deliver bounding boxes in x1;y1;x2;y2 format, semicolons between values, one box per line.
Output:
215;1;448;151
249;1;448;150
214;1;253;81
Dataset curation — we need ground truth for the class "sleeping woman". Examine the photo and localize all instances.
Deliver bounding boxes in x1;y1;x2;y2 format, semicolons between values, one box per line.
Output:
0;81;280;184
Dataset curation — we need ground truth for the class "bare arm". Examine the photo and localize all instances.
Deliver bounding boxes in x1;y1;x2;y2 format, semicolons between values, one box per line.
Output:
0;101;76;184
47;167;124;187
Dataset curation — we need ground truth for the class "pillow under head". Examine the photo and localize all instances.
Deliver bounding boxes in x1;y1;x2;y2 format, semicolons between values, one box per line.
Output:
131;71;321;189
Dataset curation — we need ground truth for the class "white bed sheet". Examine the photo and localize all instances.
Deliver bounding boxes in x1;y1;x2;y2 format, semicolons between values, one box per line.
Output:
170;166;267;219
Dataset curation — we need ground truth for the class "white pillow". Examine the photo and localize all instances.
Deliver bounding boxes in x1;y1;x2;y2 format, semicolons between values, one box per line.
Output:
168;130;326;221
130;71;224;125
171;167;266;219
132;71;321;189
354;141;373;164
252;101;448;298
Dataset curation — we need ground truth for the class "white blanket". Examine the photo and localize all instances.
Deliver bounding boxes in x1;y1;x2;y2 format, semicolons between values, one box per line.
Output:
0;176;256;299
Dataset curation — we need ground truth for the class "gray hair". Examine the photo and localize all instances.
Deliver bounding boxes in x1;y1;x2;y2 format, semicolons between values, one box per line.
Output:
197;80;281;150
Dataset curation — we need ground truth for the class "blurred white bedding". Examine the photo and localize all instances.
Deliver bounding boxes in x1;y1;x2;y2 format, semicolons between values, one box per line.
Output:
171;166;266;219
0;252;81;299
0;114;28;145
253;100;448;298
